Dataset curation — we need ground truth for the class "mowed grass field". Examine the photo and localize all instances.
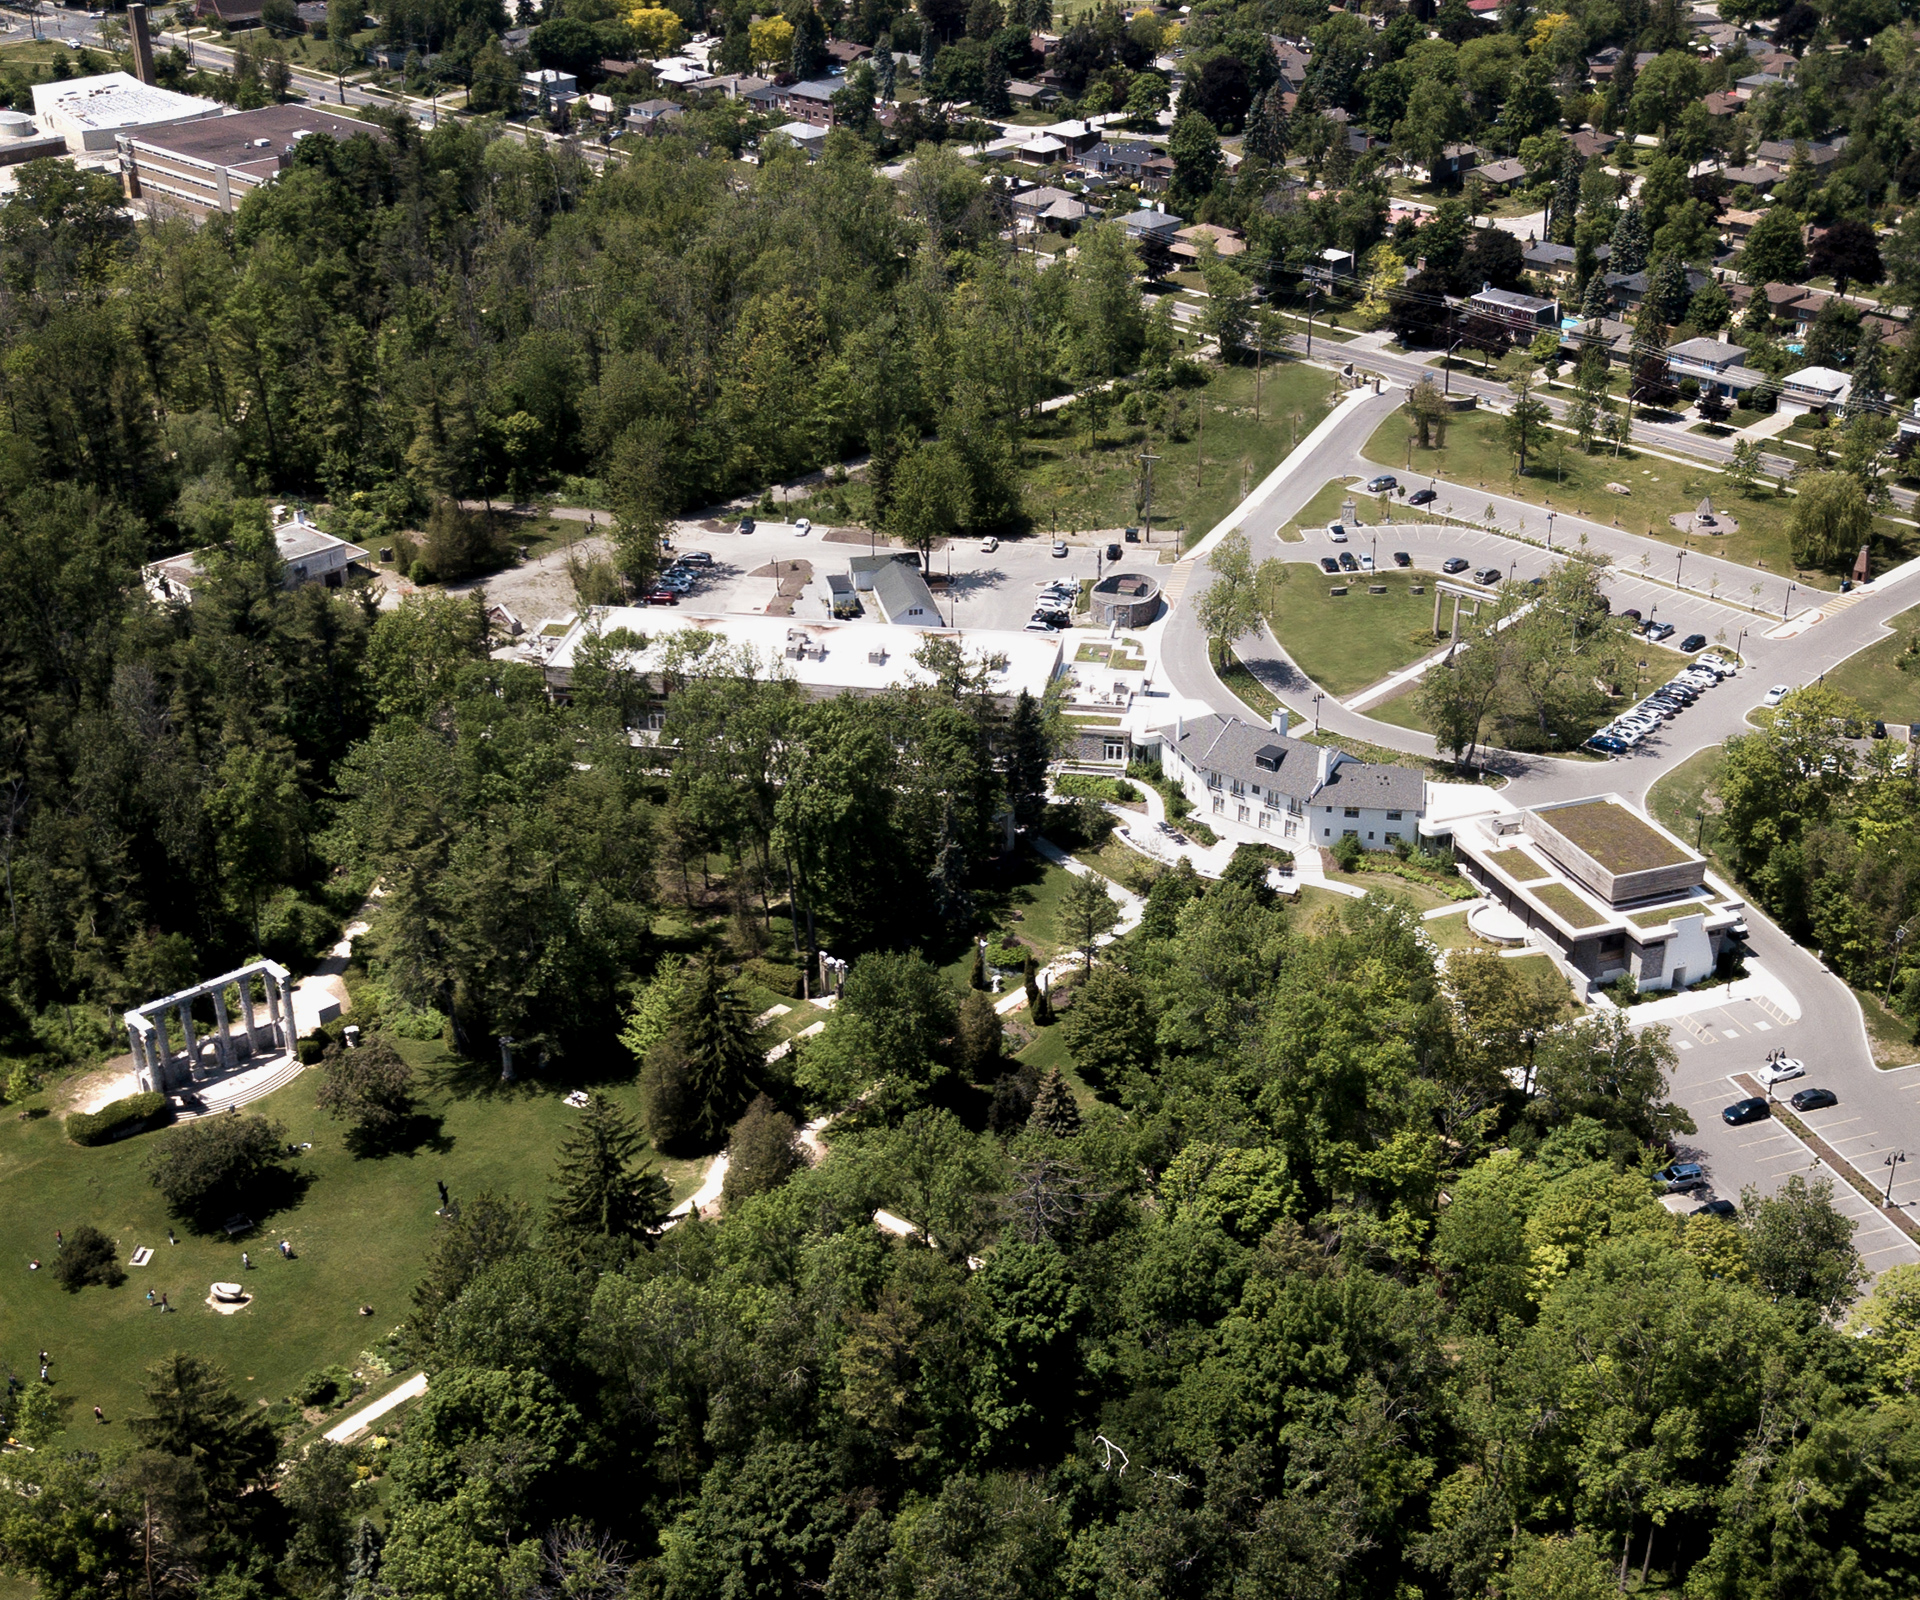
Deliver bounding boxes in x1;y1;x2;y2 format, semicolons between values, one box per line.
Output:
0;1039;684;1449
1262;562;1446;698
1822;603;1920;724
1364;409;1913;589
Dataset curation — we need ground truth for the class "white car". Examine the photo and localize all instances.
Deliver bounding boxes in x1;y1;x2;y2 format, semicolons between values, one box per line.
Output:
1763;685;1791;707
1327;523;1348;542
1360;553;1375;570
1757;1057;1806;1087
981;536;999;553
1697;656;1737;677
793;517;812;537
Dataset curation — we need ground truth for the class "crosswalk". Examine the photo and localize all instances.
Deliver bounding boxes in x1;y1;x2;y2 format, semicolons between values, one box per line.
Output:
1160;561;1196;606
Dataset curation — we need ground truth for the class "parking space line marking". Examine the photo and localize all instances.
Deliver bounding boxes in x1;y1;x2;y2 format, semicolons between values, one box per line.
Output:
1808;1117;1861;1132
1677;1040;1693;1049
1722;1030;1741;1038
1739;1135;1793;1149
1754;1020;1771;1030
1864;1244;1916;1260
1756;1148;1816;1164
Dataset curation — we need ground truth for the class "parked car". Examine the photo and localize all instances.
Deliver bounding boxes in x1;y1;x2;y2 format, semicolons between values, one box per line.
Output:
1441;556;1469;574
1680;633;1707;653
1320;557;1341;574
1789;1086;1838;1112
1360;552;1375;570
1393;551;1412;567
1410;488;1438;506
1763;684;1791;707
644;588;679;606
678;551;713;566
793;517;812;537
1697;655;1736;676
1107;542;1122;561
737;516;755;534
981;535;999;554
1052;539;1068;557
1586;735;1629;754
1873;720;1888;739
1642;620;1675;641
1622;608;1642;622
1339;552;1359;572
1327;522;1348;542
1691;1199;1738;1218
1756;1057;1806;1087
1723;1097;1772;1126
1653;1161;1708;1195
1473;566;1501;585
1366;475;1397;492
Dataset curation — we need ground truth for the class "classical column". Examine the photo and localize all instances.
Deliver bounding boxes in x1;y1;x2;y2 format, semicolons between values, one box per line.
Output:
211;989;234;1072
174;1001;192;1080
238;976;261;1055
145;1012;170;1092
127;1018;150;1093
280;974;299;1056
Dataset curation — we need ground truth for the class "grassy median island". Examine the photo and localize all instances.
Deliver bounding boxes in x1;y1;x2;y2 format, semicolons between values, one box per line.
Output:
1363;407;1912;589
1821;603;1920;724
1261;562;1447;698
0;1046;694;1449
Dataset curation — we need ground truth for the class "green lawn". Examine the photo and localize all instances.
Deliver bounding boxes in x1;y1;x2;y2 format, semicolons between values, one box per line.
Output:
1021;360;1337;547
1364;409;1913;590
1645;744;1729;879
1322;866;1461;912
1262;563;1446;698
1425;909;1497;952
1365;681;1434;734
0;1040;694;1450
1821;604;1920;724
1286;478;1368;537
1012;1025;1102;1107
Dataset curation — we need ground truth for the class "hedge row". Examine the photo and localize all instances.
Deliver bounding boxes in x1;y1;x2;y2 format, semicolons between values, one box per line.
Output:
1055;774;1142;803
66;1091;168;1146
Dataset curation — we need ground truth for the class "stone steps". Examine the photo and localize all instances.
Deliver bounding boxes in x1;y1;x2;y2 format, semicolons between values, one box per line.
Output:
175;1059;308;1120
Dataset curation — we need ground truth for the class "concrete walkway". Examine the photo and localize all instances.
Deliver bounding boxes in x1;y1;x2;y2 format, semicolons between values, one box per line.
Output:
323;1371;428;1444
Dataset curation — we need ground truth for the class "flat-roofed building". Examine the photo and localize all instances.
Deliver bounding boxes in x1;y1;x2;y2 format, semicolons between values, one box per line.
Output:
1431;791;1745;993
535;609;1061;710
144;508;368;604
118;105;378;217
33;71;221;154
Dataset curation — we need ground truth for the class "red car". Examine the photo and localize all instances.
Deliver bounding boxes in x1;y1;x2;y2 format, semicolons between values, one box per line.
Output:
644;588;679;606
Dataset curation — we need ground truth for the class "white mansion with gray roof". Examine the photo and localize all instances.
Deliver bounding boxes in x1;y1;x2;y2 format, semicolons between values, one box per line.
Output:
1155;712;1427;849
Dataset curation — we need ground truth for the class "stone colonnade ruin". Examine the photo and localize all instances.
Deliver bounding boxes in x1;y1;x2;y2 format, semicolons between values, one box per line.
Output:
123;959;299;1096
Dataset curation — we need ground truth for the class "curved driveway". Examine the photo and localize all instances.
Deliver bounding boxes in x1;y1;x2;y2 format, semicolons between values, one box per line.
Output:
1157;380;1920;1265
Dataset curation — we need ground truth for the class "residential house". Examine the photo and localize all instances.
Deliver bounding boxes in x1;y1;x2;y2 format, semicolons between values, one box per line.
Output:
1084;138;1168;185
1585;45;1624;78
1898;398;1920;448
1475;156;1528;191
1155;711;1427;850
574;92;618;122
1604;265;1710;310
1427;142;1481;184
771;77;842;126
1570;128;1618;160
1523;239;1609;282
826;39;871;65
849;554;943;627
1560;316;1634;364
1007;80;1060;108
145;509;367;604
1270;41;1311;88
1734;68;1792;98
1665;336;1766;397
1011;184;1088;229
1468;284;1559;331
1171;222;1245;262
599;58;642;82
1754;136;1842;173
1038;118;1101;154
1345;127;1383;154
708;73;771;99
1718;206;1764;239
1778;365;1850;413
1701;89;1740;117
765;120;828;157
522;69;578;109
1016;134;1068;164
626;97;685;132
1719;164;1779;194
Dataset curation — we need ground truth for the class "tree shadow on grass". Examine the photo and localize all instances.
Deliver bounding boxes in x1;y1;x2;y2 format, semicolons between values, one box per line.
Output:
344;1111;451;1161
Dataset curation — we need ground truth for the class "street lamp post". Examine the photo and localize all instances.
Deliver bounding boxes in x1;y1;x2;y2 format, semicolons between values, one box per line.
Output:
1887;923;1911;1003
1546;510;1555;550
1784;580;1796;619
1676;550;1686;588
1735;627;1747;663
1312;692;1325;731
1886;1150;1907;1206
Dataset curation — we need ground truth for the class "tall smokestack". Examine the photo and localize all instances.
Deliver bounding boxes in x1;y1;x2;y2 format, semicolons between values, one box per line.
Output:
129;3;156;85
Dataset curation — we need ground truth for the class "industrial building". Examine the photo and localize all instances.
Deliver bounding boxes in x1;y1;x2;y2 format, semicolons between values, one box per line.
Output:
118;104;376;217
32;71;221;154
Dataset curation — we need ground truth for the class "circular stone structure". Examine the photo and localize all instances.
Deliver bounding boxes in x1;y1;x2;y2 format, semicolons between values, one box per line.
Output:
1467;902;1530;947
210;1281;247;1303
1090;571;1162;627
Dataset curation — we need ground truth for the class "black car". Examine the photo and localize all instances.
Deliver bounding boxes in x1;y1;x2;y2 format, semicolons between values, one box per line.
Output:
1680;633;1707;652
1410;488;1438;506
1107;543;1122;561
737;516;755;534
1473;566;1502;586
1441;556;1469;574
1691;1199;1738;1218
1723;1097;1771;1126
1339;551;1359;572
1393;551;1412;568
1622;608;1642;622
1320;556;1341;574
1789;1086;1838;1112
1873;720;1888;739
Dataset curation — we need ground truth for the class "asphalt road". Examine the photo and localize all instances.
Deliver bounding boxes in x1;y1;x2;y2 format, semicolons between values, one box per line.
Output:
1158;380;1920;1265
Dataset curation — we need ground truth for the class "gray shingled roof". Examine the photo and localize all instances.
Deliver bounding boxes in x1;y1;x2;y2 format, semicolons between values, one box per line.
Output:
1163;713;1424;811
870;560;940;624
1316;761;1427;812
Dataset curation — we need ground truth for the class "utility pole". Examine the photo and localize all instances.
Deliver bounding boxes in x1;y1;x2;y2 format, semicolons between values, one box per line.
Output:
1137;450;1159;545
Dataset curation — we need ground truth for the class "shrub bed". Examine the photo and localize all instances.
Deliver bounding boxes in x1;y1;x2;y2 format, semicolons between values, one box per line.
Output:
65;1090;167;1147
1055;774;1142;803
741;957;804;998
